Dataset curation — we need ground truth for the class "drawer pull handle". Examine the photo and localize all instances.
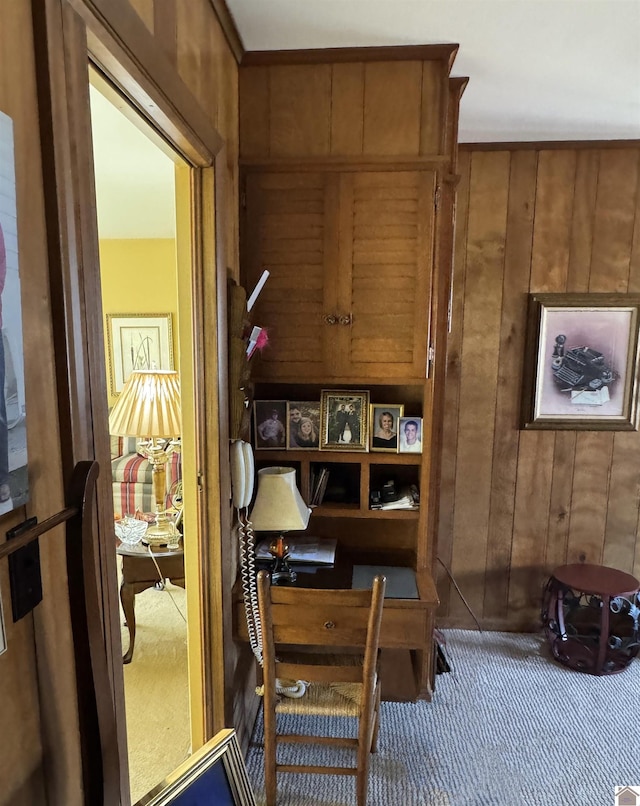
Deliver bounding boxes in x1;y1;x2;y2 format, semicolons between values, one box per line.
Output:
339;314;352;325
324;314;338;325
323;621;335;630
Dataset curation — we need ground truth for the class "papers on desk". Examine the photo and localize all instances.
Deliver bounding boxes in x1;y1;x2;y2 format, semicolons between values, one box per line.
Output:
256;535;337;566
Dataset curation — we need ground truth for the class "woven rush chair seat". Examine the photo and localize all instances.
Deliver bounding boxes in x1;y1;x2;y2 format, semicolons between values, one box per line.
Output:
275;651;367;716
257;570;386;806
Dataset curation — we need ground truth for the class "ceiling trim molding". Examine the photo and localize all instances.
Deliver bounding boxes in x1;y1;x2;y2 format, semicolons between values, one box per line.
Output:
208;0;245;64
460;139;640;152
241;43;459;68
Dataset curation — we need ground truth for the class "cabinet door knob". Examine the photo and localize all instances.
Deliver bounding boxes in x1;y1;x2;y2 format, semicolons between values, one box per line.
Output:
324;314;338;325
339;314;352;325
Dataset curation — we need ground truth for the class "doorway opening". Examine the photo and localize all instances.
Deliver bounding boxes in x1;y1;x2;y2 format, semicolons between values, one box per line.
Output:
89;72;193;802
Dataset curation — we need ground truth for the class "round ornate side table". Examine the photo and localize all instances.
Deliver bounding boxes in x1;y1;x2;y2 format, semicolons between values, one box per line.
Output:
542;563;640;675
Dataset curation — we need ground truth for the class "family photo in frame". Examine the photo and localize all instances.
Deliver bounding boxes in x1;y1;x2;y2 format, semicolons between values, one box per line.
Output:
287;401;320;449
319;390;370;452
253;400;287;449
370;404;404;452
398;417;423;454
522;294;640;430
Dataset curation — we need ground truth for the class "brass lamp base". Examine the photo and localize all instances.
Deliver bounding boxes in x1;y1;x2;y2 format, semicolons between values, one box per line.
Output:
143;515;179;547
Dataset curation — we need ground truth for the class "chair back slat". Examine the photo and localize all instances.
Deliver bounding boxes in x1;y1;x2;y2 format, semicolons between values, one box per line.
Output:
257;569;387;805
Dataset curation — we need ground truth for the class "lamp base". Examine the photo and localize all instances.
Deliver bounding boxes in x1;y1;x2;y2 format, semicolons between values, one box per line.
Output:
270;557;297;586
143;516;179;548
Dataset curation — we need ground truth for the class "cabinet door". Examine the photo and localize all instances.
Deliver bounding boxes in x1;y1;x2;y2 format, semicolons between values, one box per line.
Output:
243;169;436;381
243;171;336;380
333;170;436;379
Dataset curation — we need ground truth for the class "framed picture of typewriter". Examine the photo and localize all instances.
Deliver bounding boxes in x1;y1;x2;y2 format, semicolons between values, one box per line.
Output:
521;294;640;430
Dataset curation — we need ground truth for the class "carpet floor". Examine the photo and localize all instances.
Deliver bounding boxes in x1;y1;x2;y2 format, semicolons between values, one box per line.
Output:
245;629;640;805
120;579;190;804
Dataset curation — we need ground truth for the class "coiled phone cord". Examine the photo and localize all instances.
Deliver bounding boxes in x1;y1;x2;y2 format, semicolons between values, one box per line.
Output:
238;509;307;698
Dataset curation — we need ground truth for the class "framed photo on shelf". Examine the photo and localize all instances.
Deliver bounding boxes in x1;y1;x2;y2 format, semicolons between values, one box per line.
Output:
521;294;640;430
398;416;423;454
287;401;320;450
134;728;256;806
253;401;287;449
369;404;404;453
106;313;173;397
320;390;370;452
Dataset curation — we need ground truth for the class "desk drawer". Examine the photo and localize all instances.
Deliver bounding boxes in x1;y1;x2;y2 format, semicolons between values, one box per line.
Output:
234;598;429;651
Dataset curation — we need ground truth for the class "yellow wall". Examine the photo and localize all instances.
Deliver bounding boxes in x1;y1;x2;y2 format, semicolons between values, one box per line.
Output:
99;238;179;407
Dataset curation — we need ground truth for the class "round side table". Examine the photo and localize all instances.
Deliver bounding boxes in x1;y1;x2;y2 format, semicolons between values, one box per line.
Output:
542;563;640;675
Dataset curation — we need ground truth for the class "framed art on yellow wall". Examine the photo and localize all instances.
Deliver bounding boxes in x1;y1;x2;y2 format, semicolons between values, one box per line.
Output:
106;312;173;396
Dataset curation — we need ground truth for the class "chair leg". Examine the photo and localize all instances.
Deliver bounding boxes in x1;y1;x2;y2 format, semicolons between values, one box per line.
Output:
356;734;370;806
371;684;381;752
262;700;277;806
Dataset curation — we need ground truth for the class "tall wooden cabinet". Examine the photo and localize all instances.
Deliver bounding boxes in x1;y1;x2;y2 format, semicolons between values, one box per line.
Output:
238;45;466;698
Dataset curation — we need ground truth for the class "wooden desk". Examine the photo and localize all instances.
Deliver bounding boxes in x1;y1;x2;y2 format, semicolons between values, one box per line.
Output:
117;542;185;663
234;550;439;700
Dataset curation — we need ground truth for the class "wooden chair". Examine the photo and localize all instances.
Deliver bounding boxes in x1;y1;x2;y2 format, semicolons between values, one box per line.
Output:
256;569;386;806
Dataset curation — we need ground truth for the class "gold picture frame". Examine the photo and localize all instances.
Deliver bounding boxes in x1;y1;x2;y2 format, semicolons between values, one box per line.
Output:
320;390;370;452
106;313;174;397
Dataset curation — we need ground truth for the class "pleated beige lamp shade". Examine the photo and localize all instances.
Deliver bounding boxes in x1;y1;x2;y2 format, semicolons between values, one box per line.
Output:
109;370;181;438
250;467;311;532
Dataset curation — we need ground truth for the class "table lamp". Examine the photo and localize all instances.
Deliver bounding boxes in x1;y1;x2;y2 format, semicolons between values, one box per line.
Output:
250;467;311;585
109;369;181;546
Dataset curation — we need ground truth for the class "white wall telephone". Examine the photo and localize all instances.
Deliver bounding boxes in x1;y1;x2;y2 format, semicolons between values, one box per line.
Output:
231;438;255;510
230;439;306;698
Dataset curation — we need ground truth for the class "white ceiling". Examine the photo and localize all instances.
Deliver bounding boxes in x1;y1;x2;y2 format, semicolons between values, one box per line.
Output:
226;0;640;143
89;84;176;239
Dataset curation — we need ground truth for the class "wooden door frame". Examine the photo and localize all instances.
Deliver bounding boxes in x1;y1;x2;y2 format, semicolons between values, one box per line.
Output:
33;0;231;801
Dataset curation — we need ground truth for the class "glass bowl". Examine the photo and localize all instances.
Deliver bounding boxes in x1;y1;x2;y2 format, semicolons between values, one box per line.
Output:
115;516;148;546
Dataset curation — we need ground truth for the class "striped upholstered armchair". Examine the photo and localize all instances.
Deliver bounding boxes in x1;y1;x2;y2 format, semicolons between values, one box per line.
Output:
110;435;182;519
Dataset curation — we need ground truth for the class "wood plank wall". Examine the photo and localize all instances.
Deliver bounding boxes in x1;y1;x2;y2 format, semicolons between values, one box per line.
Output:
2;2;242;802
437;144;640;631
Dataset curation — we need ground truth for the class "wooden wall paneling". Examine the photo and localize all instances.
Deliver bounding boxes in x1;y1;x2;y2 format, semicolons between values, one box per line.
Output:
440;143;640;631
330;62;365;155
449;151;509;623
602;433;640;571
544;431;577;570
507;430;555;622
153;0;177;67
175;0;212;127
419;60;445;157
269;65;332;157
128;0;154;31
567;149;599;291
238;67;270;159
630;155;640;289
483;150;537;622
565;432;613;565
529;150;577;292
0;2;60;800
588;149;640;292
362;61;422;156
435;151;471;617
